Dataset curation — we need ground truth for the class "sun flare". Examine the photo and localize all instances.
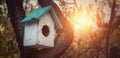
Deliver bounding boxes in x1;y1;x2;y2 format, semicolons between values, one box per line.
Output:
73;7;97;32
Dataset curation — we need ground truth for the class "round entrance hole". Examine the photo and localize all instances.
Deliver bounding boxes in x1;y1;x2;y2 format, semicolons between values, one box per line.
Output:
42;25;50;37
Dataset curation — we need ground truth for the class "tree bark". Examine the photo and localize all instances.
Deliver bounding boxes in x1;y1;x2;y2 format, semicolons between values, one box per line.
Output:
6;0;74;58
105;0;116;58
6;0;25;57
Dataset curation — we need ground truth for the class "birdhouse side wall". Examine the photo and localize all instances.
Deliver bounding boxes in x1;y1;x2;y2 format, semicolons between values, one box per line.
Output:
24;22;38;46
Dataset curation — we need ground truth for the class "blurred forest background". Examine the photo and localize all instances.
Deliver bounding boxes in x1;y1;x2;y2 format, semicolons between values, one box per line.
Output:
0;0;120;58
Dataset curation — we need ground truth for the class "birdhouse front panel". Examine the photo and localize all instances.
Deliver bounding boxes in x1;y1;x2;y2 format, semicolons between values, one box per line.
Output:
24;22;38;46
37;13;55;47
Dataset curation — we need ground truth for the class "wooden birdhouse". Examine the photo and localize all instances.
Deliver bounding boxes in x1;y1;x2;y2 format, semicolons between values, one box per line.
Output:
20;6;63;48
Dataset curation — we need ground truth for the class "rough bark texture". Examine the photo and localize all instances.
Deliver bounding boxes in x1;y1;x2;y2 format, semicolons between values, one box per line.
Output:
6;0;74;58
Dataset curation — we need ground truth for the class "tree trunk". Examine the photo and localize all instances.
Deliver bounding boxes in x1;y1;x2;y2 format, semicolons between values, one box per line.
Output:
6;0;74;58
6;0;25;57
105;0;116;58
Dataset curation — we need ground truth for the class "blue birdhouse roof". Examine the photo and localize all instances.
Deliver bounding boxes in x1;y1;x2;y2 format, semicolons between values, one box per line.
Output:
20;6;63;29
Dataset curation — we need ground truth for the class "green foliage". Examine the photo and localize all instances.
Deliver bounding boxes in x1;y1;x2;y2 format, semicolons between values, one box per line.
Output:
0;0;20;57
0;18;20;58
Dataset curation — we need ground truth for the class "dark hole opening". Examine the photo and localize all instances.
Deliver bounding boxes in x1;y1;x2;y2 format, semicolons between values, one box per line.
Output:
42;25;49;37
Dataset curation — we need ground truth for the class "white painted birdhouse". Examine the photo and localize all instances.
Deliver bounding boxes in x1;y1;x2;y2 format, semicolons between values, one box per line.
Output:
20;6;63;48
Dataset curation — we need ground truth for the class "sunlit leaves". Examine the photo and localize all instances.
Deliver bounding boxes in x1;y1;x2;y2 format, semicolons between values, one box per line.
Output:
0;18;20;58
59;0;120;58
23;0;40;15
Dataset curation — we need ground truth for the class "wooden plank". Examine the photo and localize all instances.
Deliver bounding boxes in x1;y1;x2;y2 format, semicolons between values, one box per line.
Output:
37;13;55;47
23;22;38;46
50;7;63;29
